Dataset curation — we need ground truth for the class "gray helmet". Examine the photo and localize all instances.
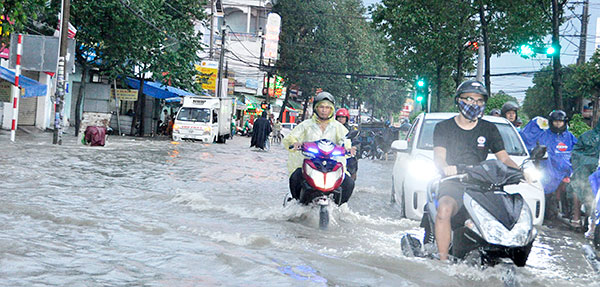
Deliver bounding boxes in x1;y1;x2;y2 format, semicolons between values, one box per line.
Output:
489;109;501;116
313;91;335;110
455;80;489;102
501;101;519;117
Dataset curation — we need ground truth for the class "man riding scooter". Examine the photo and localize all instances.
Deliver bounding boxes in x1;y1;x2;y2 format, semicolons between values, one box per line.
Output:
283;92;355;205
432;80;521;261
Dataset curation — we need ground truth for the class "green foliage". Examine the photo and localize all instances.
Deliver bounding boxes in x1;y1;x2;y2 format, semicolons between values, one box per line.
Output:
568;50;600;100
522;65;576;119
485;91;518;115
569;114;591;138
0;0;49;46
69;0;206;91
273;0;405;116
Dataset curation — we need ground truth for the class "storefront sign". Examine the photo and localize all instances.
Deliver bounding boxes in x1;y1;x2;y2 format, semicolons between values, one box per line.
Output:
111;89;138;101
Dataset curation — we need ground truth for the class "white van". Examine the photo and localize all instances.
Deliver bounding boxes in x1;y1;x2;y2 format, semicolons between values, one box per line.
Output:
172;96;233;143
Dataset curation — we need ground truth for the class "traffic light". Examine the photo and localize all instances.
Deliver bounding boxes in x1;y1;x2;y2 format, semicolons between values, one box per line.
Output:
518;43;559;59
415;78;429;111
519;44;534;58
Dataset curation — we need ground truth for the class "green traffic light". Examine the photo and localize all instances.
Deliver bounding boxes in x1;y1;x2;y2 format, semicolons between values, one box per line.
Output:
546;46;556;55
519;45;534;58
416;95;423;102
417;79;425;87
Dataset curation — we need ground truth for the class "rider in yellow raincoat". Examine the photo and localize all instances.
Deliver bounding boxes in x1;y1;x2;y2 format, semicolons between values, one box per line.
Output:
283;92;354;205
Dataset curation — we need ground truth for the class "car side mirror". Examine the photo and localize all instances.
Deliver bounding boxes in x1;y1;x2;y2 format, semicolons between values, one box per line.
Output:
530;144;547;160
391;140;409;152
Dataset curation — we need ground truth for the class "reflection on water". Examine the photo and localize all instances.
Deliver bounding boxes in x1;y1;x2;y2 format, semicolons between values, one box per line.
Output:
0;130;595;286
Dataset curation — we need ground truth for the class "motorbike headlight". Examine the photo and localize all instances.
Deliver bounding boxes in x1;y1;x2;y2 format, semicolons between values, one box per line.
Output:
303;162;343;191
407;159;439;181
470;199;533;247
523;166;542;183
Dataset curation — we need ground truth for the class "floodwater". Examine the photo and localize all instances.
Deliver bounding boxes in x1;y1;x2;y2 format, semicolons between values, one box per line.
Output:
0;129;598;286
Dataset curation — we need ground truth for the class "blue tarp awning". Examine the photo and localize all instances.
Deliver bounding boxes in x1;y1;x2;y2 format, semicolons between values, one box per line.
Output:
125;77;196;99
0;66;47;98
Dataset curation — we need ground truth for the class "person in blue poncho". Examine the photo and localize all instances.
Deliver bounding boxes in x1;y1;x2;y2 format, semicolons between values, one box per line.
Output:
520;110;578;223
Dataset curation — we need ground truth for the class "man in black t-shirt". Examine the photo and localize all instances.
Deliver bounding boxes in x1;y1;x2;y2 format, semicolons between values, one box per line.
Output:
432;80;520;261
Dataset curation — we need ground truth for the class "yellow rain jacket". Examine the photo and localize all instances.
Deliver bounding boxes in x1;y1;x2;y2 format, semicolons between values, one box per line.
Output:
282;114;351;176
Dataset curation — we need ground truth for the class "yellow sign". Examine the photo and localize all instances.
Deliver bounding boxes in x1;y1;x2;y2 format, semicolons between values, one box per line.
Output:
196;60;218;91
111;89;138;101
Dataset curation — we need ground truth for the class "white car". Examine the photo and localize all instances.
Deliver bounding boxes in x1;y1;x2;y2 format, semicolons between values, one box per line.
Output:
390;113;545;226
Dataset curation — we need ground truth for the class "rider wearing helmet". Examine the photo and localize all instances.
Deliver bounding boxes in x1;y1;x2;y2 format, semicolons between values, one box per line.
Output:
521;110;578;223
283;92;355;205
336;108;359;180
432;80;520;261
501;101;519;126
489;109;501;117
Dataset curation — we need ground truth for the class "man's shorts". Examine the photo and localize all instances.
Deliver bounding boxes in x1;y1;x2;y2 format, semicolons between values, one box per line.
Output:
437;179;467;210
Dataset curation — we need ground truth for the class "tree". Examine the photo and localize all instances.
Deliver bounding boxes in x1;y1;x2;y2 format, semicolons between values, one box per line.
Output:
0;0;49;46
522;66;576;119
568;51;600;126
273;0;403;119
67;0;206;135
372;0;479;112
484;91;518;115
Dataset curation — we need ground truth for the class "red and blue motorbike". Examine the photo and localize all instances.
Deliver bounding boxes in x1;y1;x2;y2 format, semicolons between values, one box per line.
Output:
286;139;348;230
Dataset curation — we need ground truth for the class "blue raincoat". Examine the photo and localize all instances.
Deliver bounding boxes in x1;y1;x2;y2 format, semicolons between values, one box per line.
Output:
589;169;600;222
520;117;577;194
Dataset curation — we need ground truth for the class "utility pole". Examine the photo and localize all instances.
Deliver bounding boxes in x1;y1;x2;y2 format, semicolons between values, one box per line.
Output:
577;0;589;65
476;38;484;82
217;28;226;98
551;0;563;110
209;0;215;58
53;0;70;145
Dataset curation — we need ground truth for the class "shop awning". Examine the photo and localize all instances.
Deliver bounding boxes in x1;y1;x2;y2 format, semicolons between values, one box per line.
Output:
126;77;196;99
0;66;47;98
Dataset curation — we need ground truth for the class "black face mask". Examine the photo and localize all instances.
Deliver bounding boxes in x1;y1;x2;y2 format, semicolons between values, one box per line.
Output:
549;121;567;134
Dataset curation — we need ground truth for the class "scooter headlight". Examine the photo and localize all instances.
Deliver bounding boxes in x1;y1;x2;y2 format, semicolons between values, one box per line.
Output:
523;166;542;183
304;162;344;191
469;199;534;247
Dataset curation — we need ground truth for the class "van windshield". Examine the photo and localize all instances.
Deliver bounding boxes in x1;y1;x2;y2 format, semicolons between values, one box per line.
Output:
177;108;211;123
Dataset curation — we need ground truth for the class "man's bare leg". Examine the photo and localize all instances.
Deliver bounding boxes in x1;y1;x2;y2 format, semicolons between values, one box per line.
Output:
435;196;458;260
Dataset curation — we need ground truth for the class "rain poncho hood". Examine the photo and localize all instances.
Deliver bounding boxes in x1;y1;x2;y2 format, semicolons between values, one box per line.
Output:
520;116;577;194
282;115;350;175
569;123;600;201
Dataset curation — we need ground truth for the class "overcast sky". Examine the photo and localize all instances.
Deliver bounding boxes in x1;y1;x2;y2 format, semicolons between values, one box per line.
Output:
361;0;600;102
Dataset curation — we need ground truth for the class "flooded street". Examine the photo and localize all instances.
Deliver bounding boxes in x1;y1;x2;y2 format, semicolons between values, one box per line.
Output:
1;129;597;286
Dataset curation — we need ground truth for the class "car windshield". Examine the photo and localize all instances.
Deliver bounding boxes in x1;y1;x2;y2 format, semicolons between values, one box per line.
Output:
176;108;211;123
417;119;527;156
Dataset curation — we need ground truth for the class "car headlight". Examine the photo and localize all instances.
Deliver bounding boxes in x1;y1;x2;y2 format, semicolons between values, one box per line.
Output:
173;124;180;130
523;166;542;183
204;126;212;132
469;199;534;247
407;159;439;181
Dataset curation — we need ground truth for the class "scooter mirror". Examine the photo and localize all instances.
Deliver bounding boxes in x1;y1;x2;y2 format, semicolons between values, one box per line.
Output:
530;144;547;160
346;130;359;139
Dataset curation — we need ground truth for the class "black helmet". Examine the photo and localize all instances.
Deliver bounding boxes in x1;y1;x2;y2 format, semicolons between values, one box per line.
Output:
548;110;568;134
489;109;501;116
548;110;568;122
455;80;489;102
501;101;519;117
